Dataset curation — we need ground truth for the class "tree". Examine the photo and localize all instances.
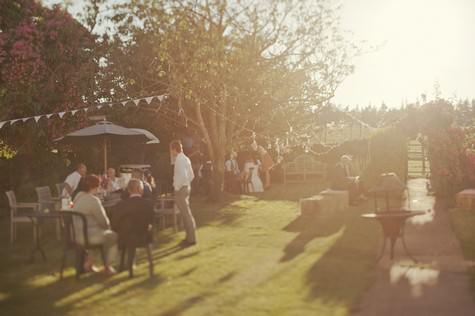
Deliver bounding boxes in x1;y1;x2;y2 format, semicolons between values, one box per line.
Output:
0;0;100;149
0;0;101;191
107;0;355;198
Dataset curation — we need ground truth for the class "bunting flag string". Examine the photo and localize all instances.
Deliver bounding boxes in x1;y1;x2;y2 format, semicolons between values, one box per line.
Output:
0;94;168;131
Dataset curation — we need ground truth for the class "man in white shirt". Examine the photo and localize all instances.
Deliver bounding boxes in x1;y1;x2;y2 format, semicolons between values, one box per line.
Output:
63;163;87;198
170;139;196;246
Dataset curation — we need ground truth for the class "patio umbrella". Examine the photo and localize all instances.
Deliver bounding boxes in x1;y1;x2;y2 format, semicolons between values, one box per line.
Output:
129;128;160;144
56;121;151;172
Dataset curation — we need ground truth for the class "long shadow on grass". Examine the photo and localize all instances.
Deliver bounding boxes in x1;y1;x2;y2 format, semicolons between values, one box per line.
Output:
0;222;167;315
304;203;380;306
280;211;346;262
158;271;235;316
256;182;328;203
192;194;246;228
159;292;211;316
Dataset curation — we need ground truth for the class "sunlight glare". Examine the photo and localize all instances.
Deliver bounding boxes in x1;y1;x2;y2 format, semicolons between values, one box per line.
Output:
336;0;475;106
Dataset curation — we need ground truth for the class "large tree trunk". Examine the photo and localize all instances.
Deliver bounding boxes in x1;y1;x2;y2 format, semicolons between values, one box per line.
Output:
211;155;225;201
194;103;226;201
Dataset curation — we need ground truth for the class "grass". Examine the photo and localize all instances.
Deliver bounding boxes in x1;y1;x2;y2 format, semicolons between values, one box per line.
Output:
0;183;380;316
449;208;475;295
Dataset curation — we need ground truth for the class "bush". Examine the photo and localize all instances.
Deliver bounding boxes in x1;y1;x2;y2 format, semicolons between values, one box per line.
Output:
361;127;407;188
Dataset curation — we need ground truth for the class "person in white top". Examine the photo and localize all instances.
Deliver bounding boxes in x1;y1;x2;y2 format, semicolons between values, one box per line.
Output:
243;155;264;193
63;163;87;198
103;167;121;193
170;139;196;246
224;150;240;193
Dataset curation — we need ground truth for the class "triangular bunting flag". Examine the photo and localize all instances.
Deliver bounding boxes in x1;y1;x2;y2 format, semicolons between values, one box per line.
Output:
71;110;78;116
133;99;140;106
84;108;90;113
10;119;21;125
34;115;42;122
121;101;128;106
96;105;103;110
145;96;154;104
22;118;30;123
157;95;165;102
46;113;55;119
0;121;7;129
108;103;114;107
58;112;66;119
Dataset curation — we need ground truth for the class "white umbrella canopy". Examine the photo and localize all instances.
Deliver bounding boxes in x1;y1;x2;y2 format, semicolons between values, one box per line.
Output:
56;121;152;172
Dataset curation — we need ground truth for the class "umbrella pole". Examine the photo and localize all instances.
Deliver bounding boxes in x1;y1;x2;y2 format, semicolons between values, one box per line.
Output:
104;138;108;174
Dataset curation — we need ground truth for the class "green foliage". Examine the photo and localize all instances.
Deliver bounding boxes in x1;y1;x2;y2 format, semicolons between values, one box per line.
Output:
0;141;17;159
106;0;356;175
449;208;475;296
361;127;407;188
420;100;466;195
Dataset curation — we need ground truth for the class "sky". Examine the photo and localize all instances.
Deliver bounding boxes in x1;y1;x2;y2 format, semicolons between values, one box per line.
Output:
335;0;475;107
45;0;475;108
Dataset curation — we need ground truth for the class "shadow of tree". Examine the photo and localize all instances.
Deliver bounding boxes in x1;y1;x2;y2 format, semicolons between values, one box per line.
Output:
280;211;346;262
159;293;209;316
303;204;380;306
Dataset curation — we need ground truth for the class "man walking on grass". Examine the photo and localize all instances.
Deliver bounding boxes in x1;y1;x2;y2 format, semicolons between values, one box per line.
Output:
170;139;197;246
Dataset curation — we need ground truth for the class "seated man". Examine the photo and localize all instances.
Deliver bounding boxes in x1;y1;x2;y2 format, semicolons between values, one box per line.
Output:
328;155;364;205
113;179;155;251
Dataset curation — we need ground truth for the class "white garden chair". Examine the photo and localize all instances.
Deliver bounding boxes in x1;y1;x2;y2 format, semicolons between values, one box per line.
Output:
35;186;61;239
5;191;39;244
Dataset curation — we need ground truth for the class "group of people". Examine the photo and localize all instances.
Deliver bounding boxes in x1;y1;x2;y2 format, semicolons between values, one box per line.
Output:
61;139;197;275
224;145;275;194
62;164;155;201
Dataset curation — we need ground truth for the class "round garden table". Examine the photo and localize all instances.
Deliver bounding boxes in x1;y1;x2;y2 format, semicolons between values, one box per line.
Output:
361;209;426;261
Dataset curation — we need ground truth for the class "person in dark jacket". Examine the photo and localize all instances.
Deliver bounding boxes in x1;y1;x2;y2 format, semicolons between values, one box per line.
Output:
121;169;153;200
113;179;155;249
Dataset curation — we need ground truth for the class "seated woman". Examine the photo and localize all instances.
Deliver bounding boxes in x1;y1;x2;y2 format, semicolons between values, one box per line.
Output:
72;175;118;275
243;154;264;193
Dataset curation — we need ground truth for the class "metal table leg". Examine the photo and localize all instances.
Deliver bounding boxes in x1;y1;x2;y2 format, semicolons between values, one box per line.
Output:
28;218;47;263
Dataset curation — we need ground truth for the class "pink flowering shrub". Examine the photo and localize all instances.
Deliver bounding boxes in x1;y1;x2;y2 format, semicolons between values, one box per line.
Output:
0;0;98;148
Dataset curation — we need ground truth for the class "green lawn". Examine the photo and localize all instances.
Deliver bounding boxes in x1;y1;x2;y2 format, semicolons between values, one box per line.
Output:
0;183;380;316
449;208;475;295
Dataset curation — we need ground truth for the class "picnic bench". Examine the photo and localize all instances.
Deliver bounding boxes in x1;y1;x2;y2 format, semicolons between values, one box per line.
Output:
282;154;326;184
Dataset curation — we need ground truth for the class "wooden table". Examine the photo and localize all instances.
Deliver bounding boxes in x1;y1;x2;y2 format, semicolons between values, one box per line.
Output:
362;209;426;261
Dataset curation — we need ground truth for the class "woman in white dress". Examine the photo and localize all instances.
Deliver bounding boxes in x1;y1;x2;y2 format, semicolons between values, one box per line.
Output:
243;155;264;193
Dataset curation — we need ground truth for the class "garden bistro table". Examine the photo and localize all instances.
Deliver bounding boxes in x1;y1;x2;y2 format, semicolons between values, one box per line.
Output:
361;209;426;261
24;211;62;263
